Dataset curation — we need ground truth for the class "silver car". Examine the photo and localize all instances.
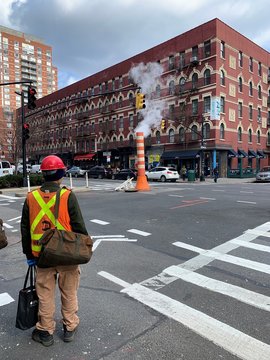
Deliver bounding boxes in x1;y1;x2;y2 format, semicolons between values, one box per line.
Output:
256;166;270;182
66;166;86;177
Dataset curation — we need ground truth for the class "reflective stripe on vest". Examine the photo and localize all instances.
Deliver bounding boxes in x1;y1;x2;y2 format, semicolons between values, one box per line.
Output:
30;188;69;255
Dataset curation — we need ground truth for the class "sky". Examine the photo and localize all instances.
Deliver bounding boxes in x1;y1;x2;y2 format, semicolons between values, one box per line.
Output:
1;0;270;90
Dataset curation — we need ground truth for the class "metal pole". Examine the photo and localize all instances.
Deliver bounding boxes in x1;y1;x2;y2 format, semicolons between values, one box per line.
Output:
200;116;205;182
21;92;28;187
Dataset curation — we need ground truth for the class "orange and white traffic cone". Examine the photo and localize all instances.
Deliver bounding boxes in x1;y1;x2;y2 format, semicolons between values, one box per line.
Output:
135;132;151;191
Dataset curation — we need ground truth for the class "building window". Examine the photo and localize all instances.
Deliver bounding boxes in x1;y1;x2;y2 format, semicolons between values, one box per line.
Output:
238;51;243;67
258;85;262;99
156;84;161;98
169;80;175;95
192;45;198;58
220;41;225;58
192;99;198;115
119;76;123;89
220;96;225;113
119;116;123;128
169;129;175;143
249;57;253;72
192;73;198;89
248;129;252;143
179;127;185;142
204;69;211;85
220;123;225;139
249;105;253;119
156;131;161;144
258;108;261;122
179;51;185;69
238;102;243;118
203;123;210;139
238;127;242;142
119;96;123;108
204;40;211;58
204;96;211;113
169;104;175;120
129;114;134;128
238;77;243;92
220;70;225;85
169;55;175;70
191;125;198;140
249;81;253;96
257;130;261;143
179;77;185;93
258;62;262;76
129;134;134;146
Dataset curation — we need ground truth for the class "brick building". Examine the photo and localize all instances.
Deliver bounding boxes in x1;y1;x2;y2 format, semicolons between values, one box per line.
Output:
0;25;58;162
22;18;270;177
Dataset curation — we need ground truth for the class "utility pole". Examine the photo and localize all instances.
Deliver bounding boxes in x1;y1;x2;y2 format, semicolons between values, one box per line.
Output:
200;116;206;181
15;91;27;187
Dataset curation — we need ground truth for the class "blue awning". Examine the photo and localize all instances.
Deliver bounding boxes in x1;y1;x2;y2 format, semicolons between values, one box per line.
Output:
227;149;238;158
248;149;257;158
238;149;248;158
161;150;200;160
257;150;266;159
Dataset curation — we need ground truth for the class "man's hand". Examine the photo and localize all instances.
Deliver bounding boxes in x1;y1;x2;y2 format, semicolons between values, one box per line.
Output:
27;259;37;266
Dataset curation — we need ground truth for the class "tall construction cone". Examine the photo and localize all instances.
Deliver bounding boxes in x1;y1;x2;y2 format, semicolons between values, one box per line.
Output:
135;132;151;191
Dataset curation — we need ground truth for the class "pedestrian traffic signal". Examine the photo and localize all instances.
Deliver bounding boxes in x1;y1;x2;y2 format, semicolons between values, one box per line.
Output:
135;93;146;110
23;123;30;141
161;119;167;131
27;86;37;110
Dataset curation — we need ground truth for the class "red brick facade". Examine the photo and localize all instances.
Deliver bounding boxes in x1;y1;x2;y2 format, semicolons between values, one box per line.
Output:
22;18;270;177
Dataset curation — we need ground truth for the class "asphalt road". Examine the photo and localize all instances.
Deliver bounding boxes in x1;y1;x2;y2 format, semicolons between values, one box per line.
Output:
1;179;270;360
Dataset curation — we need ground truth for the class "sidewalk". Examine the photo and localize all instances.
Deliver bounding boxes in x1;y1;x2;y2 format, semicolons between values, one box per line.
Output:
0;177;256;198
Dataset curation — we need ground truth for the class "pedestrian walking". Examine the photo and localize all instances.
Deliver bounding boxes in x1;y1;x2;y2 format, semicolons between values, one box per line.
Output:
181;165;187;181
213;167;218;183
20;155;88;347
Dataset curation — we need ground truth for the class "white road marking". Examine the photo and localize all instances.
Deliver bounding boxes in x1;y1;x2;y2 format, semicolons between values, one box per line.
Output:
168;195;184;198
98;271;131;288
92;235;125;239
121;283;270;360
8;216;21;222
8;200;15;203
3;223;13;229
90;219;110;225
245;229;270;238
127;229;151;236
212;189;225;192
237;200;256;204
240;191;254;194
11;229;18;233
164;265;270;311
199;197;216;200
0;194;18;200
93;237;137;251
0;292;14;306
230;239;270;253
0;203;9;206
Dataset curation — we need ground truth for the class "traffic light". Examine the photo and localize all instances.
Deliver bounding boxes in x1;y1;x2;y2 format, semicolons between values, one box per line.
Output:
161;119;167;131
23;123;30;141
27;86;37;110
135;93;146;110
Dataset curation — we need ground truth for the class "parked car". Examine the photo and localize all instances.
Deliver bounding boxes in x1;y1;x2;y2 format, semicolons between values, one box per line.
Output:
30;164;41;174
17;164;32;174
0;160;14;177
66;166;86;177
112;168;137;180
145;166;179;182
256;166;270;182
88;166;113;179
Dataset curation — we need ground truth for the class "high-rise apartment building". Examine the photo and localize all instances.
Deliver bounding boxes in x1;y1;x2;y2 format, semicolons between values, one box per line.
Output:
0;25;58;161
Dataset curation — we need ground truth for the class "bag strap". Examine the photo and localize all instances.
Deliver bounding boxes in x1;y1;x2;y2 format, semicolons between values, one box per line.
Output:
23;266;36;289
54;186;69;227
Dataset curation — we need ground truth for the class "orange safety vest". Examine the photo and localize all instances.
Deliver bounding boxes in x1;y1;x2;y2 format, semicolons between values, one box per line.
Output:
27;188;72;257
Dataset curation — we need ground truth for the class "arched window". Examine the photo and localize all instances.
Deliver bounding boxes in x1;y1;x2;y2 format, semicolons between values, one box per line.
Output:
128;93;134;105
179;127;185;142
169;80;175;95
257;130;261;143
156;130;161;144
169;129;175;143
203;123;210;139
191;125;198;140
220;123;225;139
129;134;134;145
119;135;123;144
179;77;185;93
238;77;243;92
118;96;123;108
249;81;253;96
258;85;262;99
238;127;242;142
220;70;225;85
204;69;211;85
248;129;252;143
192;73;198;89
156;85;161;98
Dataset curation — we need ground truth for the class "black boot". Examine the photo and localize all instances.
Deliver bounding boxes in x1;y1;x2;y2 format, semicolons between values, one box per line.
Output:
32;328;54;347
63;324;77;342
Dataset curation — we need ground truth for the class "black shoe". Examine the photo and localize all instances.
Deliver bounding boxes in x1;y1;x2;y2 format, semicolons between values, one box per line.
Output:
32;328;54;347
63;324;77;342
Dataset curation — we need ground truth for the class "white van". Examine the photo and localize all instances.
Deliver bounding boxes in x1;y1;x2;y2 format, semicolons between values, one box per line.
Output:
30;164;41;174
0;160;14;177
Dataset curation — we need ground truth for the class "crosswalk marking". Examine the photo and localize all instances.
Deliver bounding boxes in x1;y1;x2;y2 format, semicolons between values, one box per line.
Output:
90;219;110;225
0;292;14;306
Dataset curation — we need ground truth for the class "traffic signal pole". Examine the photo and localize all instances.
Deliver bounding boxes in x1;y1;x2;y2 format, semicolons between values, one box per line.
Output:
21;91;28;187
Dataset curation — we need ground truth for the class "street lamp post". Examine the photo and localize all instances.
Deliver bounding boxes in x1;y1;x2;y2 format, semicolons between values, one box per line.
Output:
200;116;205;182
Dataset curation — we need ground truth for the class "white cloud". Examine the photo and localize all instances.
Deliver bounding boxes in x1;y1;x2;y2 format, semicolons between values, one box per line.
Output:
0;0;26;26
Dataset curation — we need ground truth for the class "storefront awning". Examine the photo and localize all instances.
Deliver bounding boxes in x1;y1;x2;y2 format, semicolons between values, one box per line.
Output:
227;149;238;158
161;150;200;160
248;149;257;158
74;153;96;161
257;150;266;159
238;149;248;158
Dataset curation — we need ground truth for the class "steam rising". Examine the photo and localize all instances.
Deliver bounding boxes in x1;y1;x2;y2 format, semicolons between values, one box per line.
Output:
129;62;166;137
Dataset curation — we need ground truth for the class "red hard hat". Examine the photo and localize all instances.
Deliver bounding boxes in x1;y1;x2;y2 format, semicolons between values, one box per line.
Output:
40;155;66;171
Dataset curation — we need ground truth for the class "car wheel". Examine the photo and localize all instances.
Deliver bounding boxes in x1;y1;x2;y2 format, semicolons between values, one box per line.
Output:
98;174;102;179
160;175;166;182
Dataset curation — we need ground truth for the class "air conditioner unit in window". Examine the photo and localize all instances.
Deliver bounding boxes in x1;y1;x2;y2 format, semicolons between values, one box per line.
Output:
190;56;199;65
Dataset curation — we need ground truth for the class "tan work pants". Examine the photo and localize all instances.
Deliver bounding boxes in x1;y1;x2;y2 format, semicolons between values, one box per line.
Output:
35;265;80;335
